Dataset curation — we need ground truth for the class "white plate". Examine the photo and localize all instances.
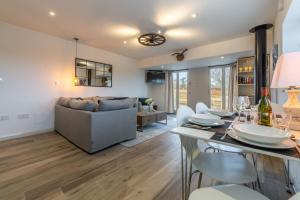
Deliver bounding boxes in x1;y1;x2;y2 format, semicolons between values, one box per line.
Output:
208;109;235;117
190;113;221;120
233;124;289;144
228;130;296;149
189;114;221;123
188;118;225;127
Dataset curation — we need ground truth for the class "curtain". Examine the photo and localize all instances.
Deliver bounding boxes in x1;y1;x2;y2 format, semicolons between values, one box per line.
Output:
227;63;238;111
164;72;175;113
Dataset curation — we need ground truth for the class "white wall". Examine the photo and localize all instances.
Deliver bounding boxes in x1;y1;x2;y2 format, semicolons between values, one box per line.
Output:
147;83;166;111
0;21;147;139
272;0;293;104
187;67;210;109
283;0;300;53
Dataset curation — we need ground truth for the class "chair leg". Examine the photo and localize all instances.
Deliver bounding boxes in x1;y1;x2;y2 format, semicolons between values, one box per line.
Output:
187;155;193;198
181;144;185;200
184;150;188;200
197;172;203;188
204;146;213;152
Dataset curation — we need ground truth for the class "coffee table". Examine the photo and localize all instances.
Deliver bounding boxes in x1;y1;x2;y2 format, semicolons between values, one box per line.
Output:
137;111;167;132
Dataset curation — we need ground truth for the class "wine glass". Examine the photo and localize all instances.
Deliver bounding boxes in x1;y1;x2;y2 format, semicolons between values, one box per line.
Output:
250;105;258;124
232;97;242;121
239;96;250;109
239;96;250;121
272;113;292;134
233;96;250;122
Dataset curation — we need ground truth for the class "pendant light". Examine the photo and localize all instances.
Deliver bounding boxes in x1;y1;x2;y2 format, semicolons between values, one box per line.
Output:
73;37;79;86
74;37;79;58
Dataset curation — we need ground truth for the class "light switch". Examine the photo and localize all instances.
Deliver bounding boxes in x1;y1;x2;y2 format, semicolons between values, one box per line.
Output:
17;114;30;119
0;115;9;121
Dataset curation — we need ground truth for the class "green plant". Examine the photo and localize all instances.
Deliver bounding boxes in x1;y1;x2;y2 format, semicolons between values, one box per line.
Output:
145;98;153;105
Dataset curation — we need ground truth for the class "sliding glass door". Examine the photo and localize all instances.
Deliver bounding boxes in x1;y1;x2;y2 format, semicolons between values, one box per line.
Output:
172;71;188;111
209;66;230;110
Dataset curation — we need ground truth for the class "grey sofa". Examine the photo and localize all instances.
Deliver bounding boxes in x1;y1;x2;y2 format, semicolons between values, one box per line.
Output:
55;100;137;153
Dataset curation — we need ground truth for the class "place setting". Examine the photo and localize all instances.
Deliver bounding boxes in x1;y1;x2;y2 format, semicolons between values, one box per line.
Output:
182;112;233;133
183;106;235;130
182;96;300;157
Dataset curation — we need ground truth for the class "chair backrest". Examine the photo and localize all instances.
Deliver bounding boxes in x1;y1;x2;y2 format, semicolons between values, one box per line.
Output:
176;105;199;158
176;105;195;127
289;193;300;200
196;102;209;114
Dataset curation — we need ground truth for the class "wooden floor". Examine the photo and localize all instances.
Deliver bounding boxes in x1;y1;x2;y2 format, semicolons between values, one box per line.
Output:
0;132;291;200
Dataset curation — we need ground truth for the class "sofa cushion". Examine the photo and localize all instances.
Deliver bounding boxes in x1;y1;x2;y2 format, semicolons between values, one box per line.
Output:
92;96;113;104
98;99;135;111
69;99;98;112
57;97;71;107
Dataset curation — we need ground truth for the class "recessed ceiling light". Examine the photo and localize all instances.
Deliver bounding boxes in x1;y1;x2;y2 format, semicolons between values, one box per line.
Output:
49;11;56;16
220;56;225;59
191;13;198;18
157;30;162;34
123;41;127;44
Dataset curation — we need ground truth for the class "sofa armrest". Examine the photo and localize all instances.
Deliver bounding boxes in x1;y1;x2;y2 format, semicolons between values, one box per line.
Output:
89;108;137;151
55;105;92;151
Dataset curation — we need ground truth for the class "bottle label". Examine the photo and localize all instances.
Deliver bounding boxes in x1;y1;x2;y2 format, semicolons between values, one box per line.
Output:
258;112;272;126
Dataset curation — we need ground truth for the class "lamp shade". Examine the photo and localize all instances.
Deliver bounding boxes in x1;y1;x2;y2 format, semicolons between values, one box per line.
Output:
271;52;300;88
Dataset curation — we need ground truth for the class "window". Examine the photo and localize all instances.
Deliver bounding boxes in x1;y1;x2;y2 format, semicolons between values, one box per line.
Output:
210;66;231;110
172;71;188;111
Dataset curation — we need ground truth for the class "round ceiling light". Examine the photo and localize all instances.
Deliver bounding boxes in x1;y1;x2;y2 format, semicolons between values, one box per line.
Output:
138;33;166;46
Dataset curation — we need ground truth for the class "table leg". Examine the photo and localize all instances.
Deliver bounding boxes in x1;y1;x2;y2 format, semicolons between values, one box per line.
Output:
137;125;143;132
251;153;262;191
187;155;193;197
283;160;295;194
184;149;188;200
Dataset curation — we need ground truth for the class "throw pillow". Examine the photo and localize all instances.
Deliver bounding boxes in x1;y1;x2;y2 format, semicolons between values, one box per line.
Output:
98;99;135;111
69;99;98;112
57;97;71;107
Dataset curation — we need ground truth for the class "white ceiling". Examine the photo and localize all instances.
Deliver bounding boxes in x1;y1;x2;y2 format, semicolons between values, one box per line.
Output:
0;0;278;59
146;51;254;71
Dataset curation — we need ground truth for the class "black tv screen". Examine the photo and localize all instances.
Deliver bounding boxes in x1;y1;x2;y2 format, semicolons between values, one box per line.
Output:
146;71;165;84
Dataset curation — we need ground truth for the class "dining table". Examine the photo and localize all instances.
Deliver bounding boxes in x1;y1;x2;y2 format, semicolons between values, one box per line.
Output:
170;118;300;200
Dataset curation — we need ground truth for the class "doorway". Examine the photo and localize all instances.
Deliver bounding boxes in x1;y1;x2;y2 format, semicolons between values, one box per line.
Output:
172;71;188;111
209;66;230;110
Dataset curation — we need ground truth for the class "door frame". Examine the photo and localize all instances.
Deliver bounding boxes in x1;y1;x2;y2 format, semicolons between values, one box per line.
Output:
209;65;231;110
172;70;188;111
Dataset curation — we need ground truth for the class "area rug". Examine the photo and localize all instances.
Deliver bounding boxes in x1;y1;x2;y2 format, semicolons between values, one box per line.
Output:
121;116;176;147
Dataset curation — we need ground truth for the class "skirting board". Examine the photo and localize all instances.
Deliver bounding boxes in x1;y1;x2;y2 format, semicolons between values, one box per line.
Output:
0;128;54;142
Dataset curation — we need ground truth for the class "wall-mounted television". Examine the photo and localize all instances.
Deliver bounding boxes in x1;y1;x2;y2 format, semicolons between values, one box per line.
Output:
146;71;165;84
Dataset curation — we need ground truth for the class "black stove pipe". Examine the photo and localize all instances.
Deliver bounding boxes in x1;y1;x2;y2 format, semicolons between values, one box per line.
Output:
249;24;273;103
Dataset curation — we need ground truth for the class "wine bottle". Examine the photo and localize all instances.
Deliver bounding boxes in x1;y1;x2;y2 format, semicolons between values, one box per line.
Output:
258;87;272;126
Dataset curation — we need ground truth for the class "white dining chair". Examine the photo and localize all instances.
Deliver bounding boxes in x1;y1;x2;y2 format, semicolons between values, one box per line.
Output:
189;184;300;200
177;105;258;199
194;102;245;154
195;102;209;114
188;184;269;200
